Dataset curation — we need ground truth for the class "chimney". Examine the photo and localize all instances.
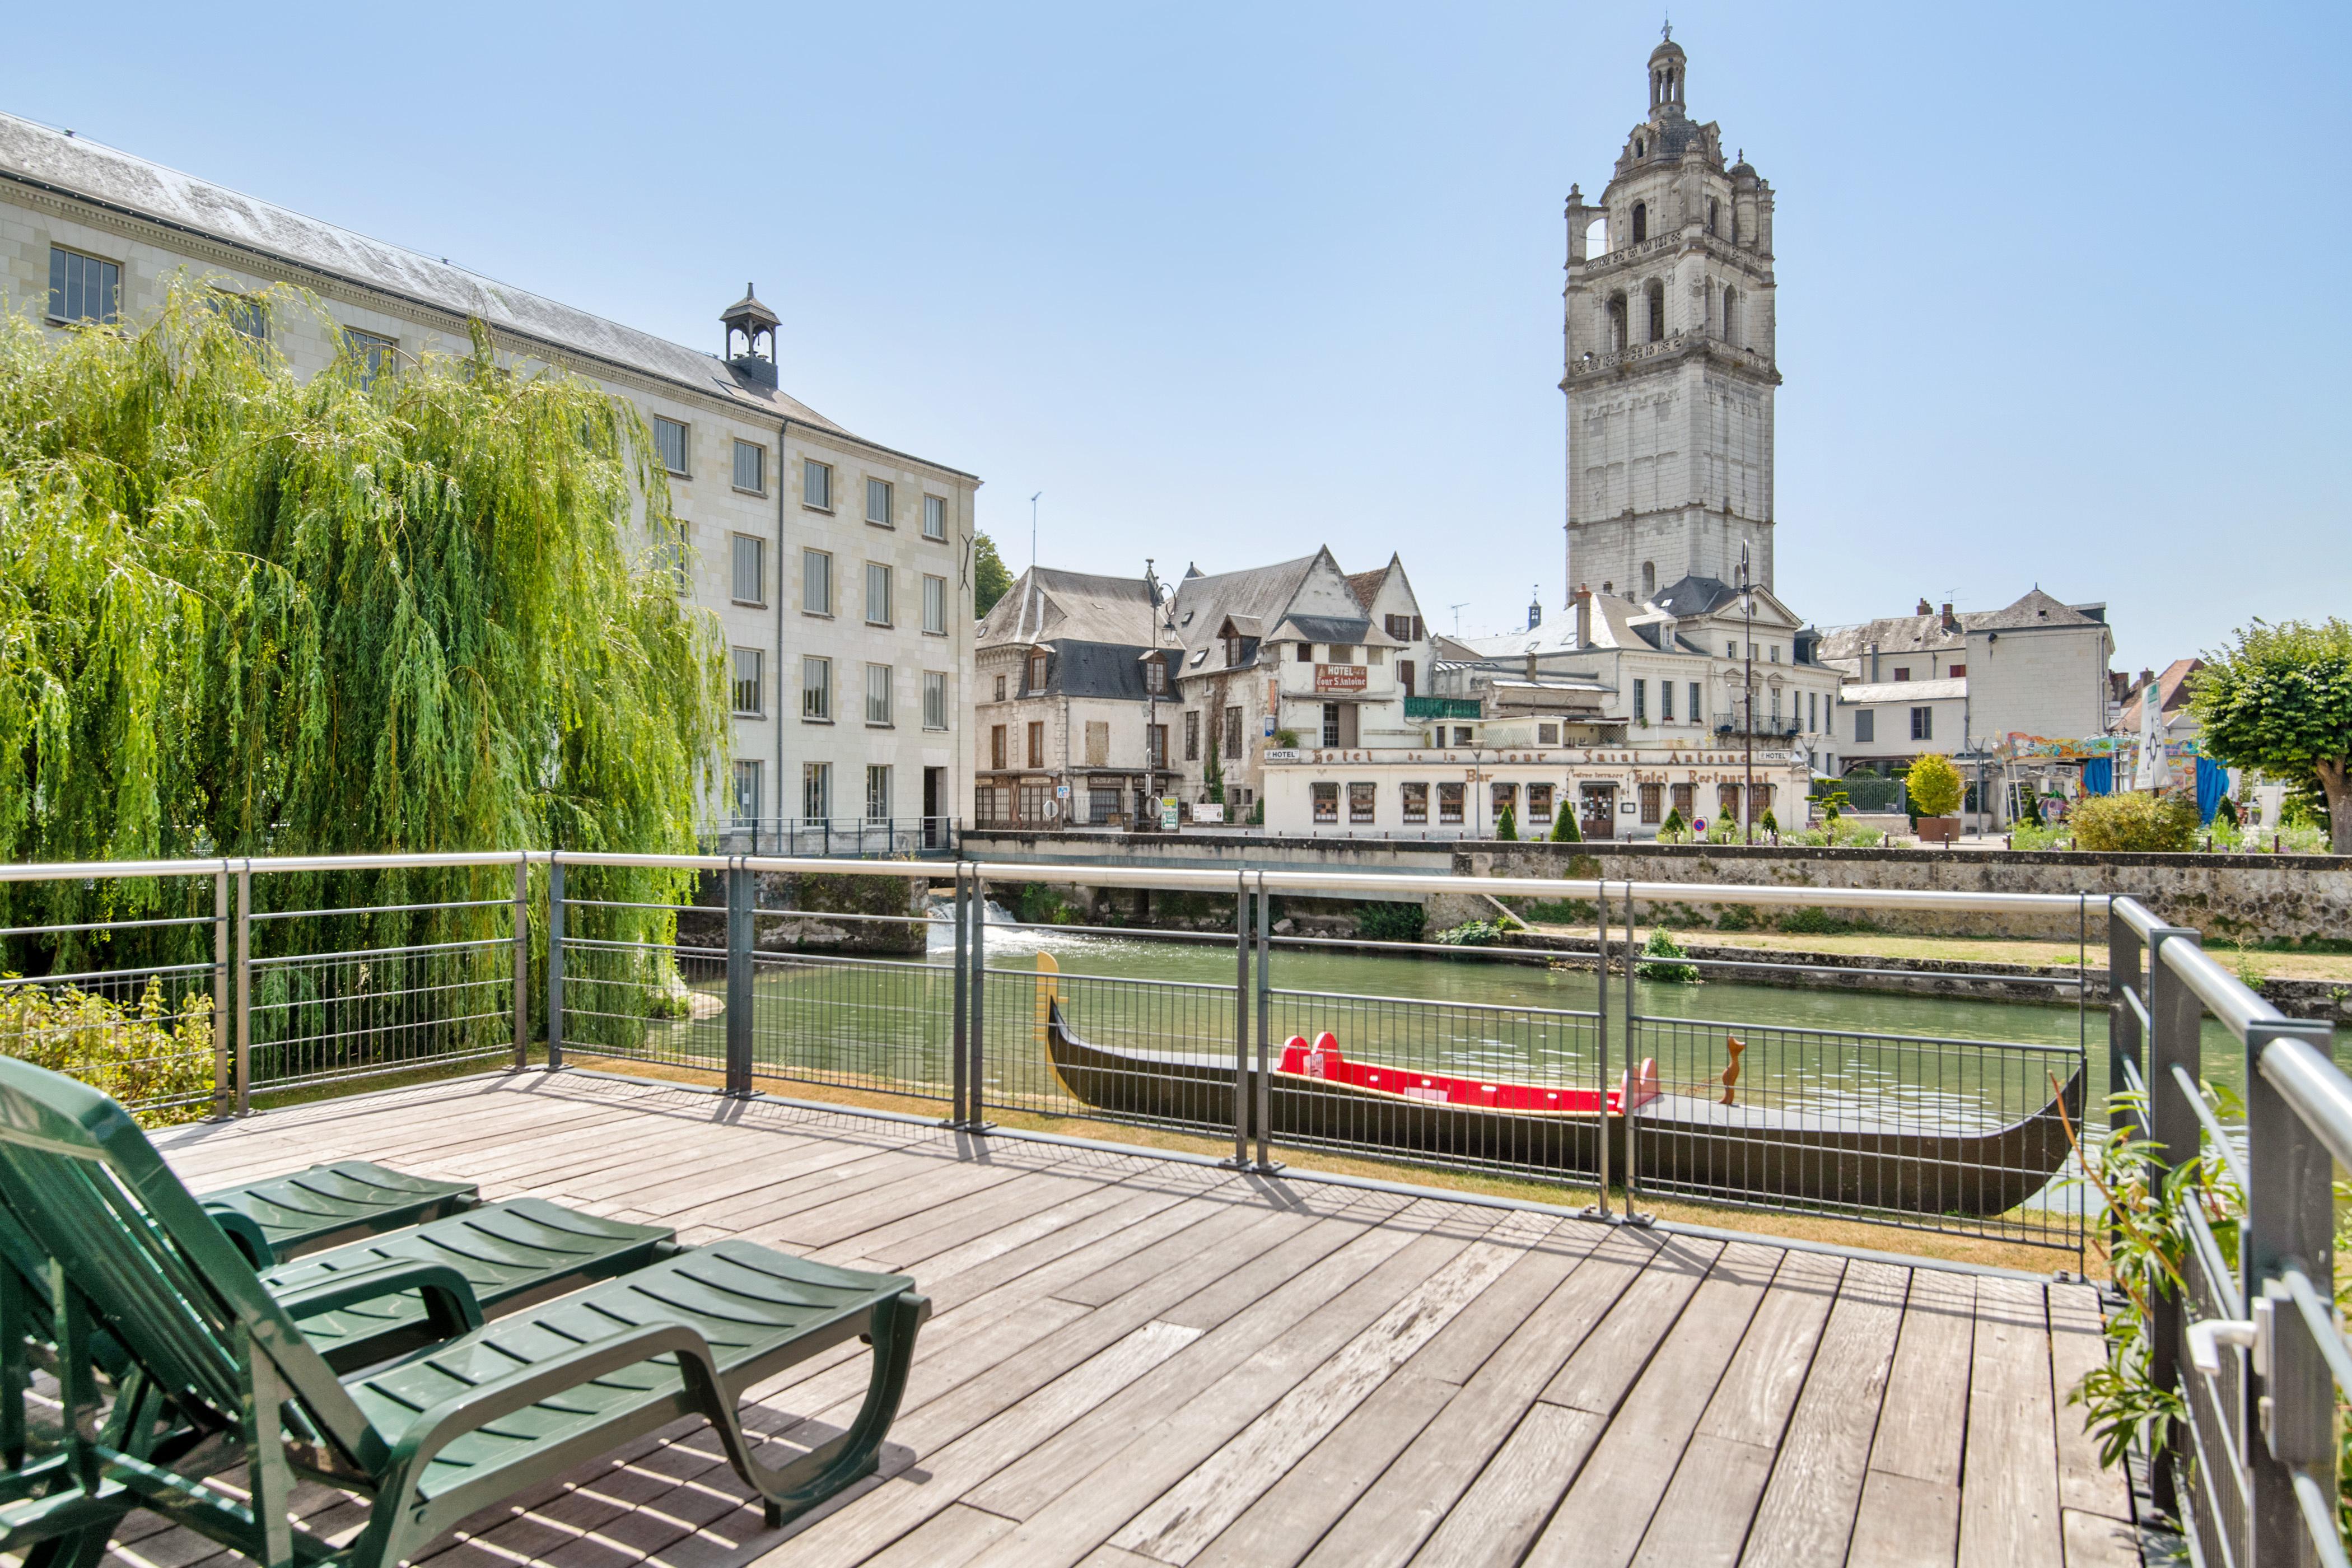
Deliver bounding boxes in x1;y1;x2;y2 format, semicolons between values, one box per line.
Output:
1866;641;1880;682
1525;651;1538;680
2139;668;2154;689
1572;586;1592;648
1916;598;1933;617
1940;601;1957;632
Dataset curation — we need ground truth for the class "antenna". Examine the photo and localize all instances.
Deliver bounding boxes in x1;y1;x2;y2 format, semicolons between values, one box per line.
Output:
1028;492;1043;573
1450;601;1470;637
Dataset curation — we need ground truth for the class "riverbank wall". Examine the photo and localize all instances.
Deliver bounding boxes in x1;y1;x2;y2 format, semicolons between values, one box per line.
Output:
960;830;2351;946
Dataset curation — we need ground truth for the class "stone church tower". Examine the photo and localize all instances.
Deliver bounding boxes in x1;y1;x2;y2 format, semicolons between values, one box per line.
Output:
1562;30;1780;601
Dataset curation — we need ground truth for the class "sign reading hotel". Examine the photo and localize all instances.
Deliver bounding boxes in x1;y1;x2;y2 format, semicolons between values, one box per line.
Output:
1313;664;1367;693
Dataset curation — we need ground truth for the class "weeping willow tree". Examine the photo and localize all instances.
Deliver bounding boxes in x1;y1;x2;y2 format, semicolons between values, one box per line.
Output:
0;280;727;1080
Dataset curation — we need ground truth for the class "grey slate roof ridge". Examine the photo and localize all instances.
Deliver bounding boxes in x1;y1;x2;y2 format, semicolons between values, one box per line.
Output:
0;111;977;480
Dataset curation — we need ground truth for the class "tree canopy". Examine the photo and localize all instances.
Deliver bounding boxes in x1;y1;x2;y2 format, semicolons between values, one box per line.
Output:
2189;618;2352;853
0;282;727;953
972;530;1014;618
1904;753;1965;818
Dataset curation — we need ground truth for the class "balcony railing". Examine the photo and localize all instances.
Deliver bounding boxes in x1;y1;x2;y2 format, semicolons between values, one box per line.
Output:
699;816;956;857
1403;696;1482;720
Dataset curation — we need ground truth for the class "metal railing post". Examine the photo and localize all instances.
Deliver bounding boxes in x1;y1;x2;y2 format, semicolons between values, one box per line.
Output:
512;857;530;1070
212;865;230;1118
1593;882;1611;1217
2145;918;2200;1516
2244;1016;2339;1567
234;863;251;1115
950;862;969;1127
1231;870;1249;1168
1255;871;1274;1172
968;862;986;1128
545;855;565;1070
1622;880;1640;1204
725;857;754;1096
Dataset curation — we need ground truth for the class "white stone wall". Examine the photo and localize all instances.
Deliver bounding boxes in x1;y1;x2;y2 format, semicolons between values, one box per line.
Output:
2;182;973;830
1964;625;2111;743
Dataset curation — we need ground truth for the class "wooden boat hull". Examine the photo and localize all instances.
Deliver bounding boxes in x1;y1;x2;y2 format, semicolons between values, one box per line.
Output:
1043;1000;2081;1217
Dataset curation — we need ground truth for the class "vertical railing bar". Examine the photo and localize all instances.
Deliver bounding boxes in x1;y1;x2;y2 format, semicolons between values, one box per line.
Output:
725;856;753;1096
511;856;529;1070
1231;869;1249;1169
1623;879;1640;1205
546;854;566;1071
950;861;969;1126
1593;880;1611;1218
234;862;251;1116
212;865;231;1118
969;860;986;1130
2147;917;2201;1521
1255;870;1273;1172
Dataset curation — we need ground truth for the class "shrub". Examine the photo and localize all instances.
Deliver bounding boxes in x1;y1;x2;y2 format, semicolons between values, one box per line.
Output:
1433;920;1506;947
1905;754;1966;818
1354;903;1426;944
1515;898;1597;925
2018;791;2044;827
1660;805;1687;839
1713;903;1757;932
0;976;213;1124
1760;808;1779;834
1273;728;1301;748
1781;905;1867;936
2214;795;2238;828
2071;792;2200;852
1636;927;1700;983
1551;807;1581;842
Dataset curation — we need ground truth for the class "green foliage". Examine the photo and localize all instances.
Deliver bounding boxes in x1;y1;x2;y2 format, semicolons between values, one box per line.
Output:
1713;903;1757;932
1550;805;1581;842
2018;791;2044;827
1494;803;1518;841
0;975;212;1124
1514;898;1597;925
2191;618;2352;852
2008;819;2070;851
1273;728;1301;748
1780;905;1870;936
1203;728;1224;804
0;282;720;1048
2071;792;2199;852
972;531;1014;618
1248;798;1264;826
1759;808;1779;834
1432;919;1506;947
2213;795;2237;828
1354;903;1426;944
1636;927;1698;983
1904;753;1966;818
1659;805;1687;840
1014;883;1080;926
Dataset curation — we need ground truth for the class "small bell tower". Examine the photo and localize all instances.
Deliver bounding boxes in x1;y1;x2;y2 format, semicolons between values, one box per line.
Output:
721;283;780;390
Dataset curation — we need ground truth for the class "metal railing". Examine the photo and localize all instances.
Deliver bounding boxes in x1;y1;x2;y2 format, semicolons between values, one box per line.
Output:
698;817;957;857
2110;895;2345;1567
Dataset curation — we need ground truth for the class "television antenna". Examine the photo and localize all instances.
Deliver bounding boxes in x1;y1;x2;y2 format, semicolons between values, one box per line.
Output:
1450;602;1469;637
1028;492;1043;572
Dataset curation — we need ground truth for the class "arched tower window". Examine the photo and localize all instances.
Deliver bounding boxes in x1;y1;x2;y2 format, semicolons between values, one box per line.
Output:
1707;197;1719;234
1645;279;1665;343
1607;293;1628;353
1642;561;1656;599
1722;286;1739;347
1631;202;1647;242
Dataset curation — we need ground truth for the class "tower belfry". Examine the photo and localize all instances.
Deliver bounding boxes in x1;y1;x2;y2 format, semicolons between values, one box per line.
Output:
1561;33;1779;603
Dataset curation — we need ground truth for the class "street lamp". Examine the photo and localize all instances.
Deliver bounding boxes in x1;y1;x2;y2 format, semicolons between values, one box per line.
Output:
1740;542;1754;845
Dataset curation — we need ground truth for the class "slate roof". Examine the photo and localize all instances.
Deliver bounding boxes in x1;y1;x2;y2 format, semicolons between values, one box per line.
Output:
1026;641;1180;703
1167;553;1322;660
1651;575;1738;618
1281;614;1375;646
978;567;1161;649
1817;589;2106;666
0;113;974;474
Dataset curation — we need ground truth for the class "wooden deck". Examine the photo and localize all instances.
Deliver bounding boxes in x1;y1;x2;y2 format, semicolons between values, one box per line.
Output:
124;1070;2143;1568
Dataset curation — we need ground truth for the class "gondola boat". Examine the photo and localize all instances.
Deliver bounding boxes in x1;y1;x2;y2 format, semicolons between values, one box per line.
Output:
1042;997;2081;1217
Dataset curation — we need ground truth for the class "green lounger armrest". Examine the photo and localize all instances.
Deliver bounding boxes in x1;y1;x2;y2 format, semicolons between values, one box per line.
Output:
197;1160;479;1266
0;1058;928;1568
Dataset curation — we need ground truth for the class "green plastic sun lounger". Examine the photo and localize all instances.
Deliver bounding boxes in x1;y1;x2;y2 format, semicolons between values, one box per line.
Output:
195;1161;480;1267
0;1057;928;1568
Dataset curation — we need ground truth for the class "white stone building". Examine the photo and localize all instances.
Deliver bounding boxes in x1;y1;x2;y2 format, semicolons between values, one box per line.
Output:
0;111;978;841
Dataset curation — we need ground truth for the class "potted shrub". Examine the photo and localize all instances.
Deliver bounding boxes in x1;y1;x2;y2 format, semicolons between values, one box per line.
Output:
1905;755;1966;843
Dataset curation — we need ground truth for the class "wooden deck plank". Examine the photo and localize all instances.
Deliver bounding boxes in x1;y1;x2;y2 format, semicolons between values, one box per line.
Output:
1516;1240;1781;1568
2061;1508;2141;1568
1958;1277;2063;1568
1868;1267;1977;1486
1538;1231;1727;1415
1626;1433;1777;1568
1406;1403;1608;1568
852;1503;1016;1568
2047;1284;2131;1524
1849;1471;1961;1567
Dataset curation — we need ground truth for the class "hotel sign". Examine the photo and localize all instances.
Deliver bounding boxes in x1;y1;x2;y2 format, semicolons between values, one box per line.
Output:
1314;664;1368;693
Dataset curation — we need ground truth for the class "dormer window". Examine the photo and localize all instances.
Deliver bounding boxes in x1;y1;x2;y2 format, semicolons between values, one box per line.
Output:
1145;657;1168;696
1026;651;1048;691
1223;633;1243;667
1634;137;1645;158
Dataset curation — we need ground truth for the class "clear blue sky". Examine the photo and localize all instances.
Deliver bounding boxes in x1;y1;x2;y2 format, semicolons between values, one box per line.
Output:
15;2;2347;671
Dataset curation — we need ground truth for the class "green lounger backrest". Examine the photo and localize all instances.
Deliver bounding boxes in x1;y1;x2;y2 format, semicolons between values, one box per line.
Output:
0;1058;385;1473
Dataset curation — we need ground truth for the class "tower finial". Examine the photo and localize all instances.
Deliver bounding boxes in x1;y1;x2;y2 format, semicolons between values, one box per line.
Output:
1661;15;1671;42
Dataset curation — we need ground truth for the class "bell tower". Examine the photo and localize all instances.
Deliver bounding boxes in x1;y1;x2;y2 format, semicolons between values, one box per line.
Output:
1562;28;1779;601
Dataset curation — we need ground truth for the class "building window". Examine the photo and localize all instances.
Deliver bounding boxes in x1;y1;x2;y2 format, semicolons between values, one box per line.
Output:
865;562;892;626
1646;280;1665;342
1225;707;1244;759
1633;679;1646;722
1707;196;1719;234
1399;660;1416;697
993;673;1007;702
866;663;893;726
1631;201;1648;242
1296;642;1313;663
210;290;267;343
1769;645;1781;664
1911;706;1933;741
1019;781;1049;822
1145;656;1169;696
1147;724;1168;767
802;548;833;615
1660;681;1674;722
1322;704;1340;747
1026;721;1045;768
1224;633;1245;668
1719;782;1742;822
1384;614;1412;641
732;647;764;715
1689;682;1702;724
1949;662;1967;677
1329;645;1355;665
732;760;762;826
924;671;949;730
1312;783;1340;824
1608;293;1628;352
1184;710;1200;760
1854;708;1875;743
1771;689;1782;726
1749;784;1772;824
48;247;120;324
990;725;1006;769
923;493;948;540
1528;783;1553;823
866;477;893;526
802;762;830;820
801;656;833;720
1808;692;1818;732
1538;722;1560;745
1723;287;1739;345
665;521;689;595
923;574;948;635
731;534;764;605
1437;783;1464;825
1892;667;1910;681
653;417;689;477
866;764;892;819
803;459;833;510
732;440;764;494
343;328;395;389
1349;783;1376;823
1027;651;1048;693
1671;783;1693;820
1452;726;1474;747
1402;782;1429;824
1491;783;1518;825
1640;782;1663;824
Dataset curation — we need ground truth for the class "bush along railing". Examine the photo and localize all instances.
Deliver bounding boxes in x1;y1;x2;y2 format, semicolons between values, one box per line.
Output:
2102;894;2345;1564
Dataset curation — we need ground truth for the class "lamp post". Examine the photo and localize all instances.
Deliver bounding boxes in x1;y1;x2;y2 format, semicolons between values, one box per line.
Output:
1144;558;1163;829
1740;542;1755;845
